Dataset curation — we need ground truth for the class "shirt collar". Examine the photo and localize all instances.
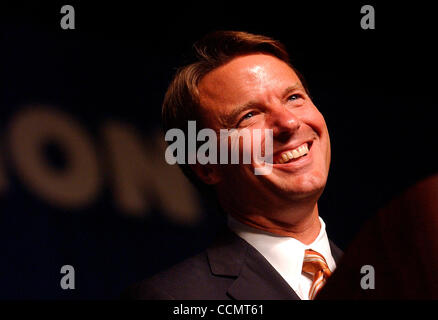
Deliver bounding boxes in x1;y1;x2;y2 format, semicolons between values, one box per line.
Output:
227;215;336;293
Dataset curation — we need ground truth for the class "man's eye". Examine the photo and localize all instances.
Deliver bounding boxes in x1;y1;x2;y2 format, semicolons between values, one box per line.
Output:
288;94;300;101
236;111;256;127
242;112;254;120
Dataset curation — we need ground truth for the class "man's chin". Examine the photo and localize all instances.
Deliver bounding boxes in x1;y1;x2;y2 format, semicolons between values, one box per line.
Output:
289;188;324;202
270;179;326;201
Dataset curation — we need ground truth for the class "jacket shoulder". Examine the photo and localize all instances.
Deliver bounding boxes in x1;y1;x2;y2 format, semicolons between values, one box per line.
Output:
122;250;234;300
329;239;344;264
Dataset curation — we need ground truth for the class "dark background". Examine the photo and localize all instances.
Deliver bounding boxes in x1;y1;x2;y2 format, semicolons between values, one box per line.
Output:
0;1;437;299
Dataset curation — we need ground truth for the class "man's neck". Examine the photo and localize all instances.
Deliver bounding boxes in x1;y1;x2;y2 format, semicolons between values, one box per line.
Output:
227;203;321;245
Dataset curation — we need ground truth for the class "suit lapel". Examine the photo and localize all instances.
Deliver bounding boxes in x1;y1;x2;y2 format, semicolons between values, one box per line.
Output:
207;229;300;300
226;243;301;300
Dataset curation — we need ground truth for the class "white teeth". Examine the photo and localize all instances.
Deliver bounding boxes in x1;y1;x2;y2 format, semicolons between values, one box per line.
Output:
292;149;300;158
275;143;309;164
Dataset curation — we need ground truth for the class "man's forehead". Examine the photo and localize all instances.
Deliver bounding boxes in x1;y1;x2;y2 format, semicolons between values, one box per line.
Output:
198;54;300;104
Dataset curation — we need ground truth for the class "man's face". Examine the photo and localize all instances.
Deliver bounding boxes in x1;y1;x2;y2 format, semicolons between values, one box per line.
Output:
197;54;331;209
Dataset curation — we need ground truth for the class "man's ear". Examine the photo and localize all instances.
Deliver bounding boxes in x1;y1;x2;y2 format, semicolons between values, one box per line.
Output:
189;163;222;185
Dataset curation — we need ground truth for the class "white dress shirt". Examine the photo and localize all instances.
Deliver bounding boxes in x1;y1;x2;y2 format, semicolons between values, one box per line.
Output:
227;215;336;300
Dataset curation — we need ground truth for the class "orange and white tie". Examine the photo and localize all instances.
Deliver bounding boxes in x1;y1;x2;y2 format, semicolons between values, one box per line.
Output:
302;249;332;300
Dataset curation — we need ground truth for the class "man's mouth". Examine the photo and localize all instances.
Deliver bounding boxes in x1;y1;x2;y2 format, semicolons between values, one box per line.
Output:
273;142;311;164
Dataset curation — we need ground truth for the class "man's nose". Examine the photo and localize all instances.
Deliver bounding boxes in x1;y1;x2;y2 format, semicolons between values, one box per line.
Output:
268;106;301;142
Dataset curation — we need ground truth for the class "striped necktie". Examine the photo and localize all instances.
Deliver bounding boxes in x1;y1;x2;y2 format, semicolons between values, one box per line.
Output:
302;249;332;300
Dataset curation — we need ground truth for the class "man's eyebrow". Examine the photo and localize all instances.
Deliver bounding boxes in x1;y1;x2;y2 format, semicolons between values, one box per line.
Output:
282;83;305;97
219;101;259;127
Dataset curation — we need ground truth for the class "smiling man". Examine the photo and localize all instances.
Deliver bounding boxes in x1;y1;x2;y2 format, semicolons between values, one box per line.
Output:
126;31;343;300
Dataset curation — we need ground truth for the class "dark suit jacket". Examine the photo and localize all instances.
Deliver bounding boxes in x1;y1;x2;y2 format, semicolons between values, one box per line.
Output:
124;228;343;300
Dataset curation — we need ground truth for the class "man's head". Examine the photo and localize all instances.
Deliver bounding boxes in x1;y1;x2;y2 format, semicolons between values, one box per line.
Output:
163;31;330;221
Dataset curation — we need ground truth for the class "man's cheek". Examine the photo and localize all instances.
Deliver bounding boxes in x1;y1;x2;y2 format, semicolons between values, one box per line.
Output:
326;135;331;165
306;107;328;136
